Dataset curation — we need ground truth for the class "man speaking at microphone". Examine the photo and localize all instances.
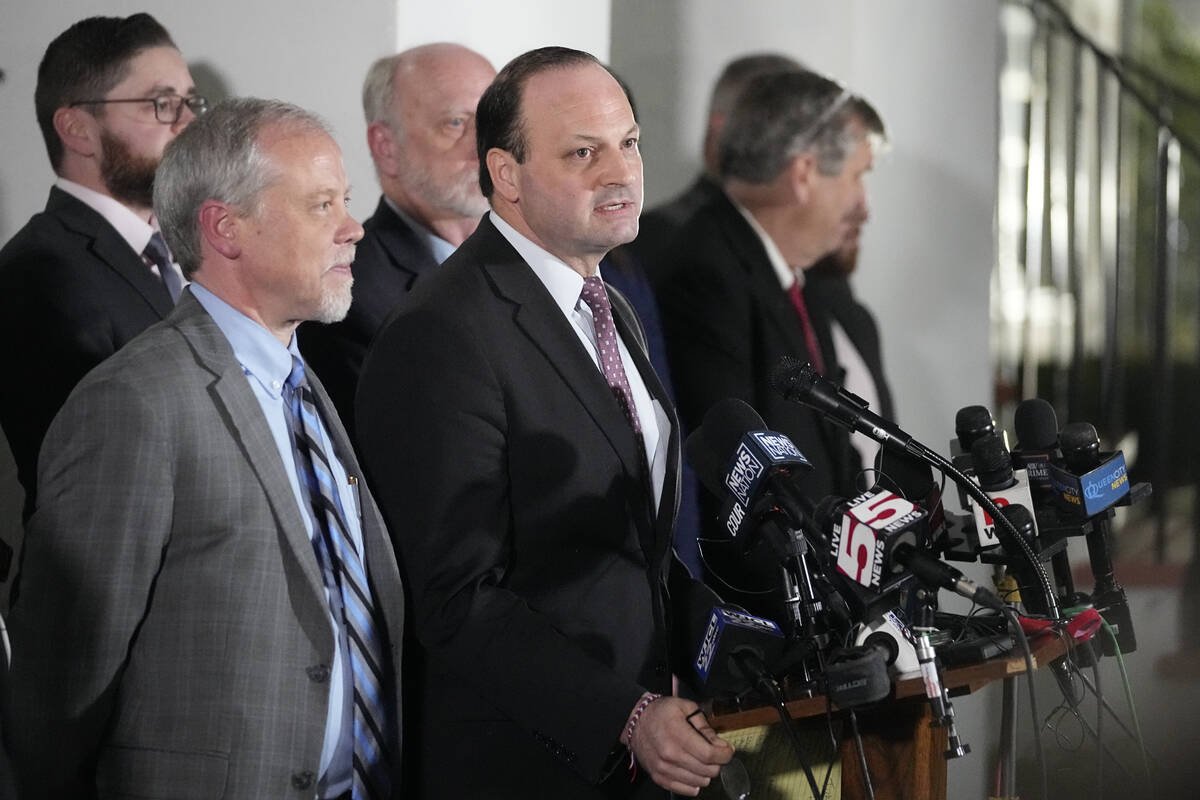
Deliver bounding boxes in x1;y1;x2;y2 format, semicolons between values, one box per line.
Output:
356;47;732;798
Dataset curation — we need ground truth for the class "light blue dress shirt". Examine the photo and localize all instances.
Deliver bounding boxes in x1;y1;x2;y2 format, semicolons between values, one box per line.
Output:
190;283;361;797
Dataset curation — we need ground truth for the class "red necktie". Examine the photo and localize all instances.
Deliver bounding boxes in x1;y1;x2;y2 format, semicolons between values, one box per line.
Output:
786;281;826;376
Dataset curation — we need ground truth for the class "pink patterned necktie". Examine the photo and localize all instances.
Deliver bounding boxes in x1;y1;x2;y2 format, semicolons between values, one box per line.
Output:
579;276;643;434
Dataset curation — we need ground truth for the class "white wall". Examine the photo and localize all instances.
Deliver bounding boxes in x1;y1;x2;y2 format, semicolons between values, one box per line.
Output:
394;0;610;73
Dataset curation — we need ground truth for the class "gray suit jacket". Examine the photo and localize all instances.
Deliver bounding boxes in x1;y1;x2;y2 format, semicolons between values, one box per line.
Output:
3;292;404;799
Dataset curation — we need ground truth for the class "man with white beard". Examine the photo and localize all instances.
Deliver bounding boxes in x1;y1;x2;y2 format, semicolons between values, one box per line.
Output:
299;43;497;431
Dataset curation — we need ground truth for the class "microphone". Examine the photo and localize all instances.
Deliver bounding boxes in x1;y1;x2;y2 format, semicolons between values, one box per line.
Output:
684;398;813;540
770;360;1062;619
967;434;1039;552
948;404;996;509
892;542;1006;611
769;357;913;450
693;605;786;696
1057;423;1137;654
1012;398;1061;500
954;404;997;456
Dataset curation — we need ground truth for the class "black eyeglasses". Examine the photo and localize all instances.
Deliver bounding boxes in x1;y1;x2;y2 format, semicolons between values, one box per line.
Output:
69;93;208;125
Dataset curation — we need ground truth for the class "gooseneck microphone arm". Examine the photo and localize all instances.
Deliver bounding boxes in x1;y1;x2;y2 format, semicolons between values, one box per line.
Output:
770;357;1062;620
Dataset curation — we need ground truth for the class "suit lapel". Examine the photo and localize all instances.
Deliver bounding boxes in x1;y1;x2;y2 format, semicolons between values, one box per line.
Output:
171;295;331;631
366;197;440;288
712;194;812;362
609;289;680;564
48;187;175;317
472;221;646;484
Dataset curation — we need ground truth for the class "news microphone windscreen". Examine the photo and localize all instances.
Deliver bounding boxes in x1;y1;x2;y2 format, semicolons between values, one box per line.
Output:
970;433;1014;491
684;398;768;497
768;356;813;400
1014;398;1059;450
1059;422;1102;472
954;405;995;452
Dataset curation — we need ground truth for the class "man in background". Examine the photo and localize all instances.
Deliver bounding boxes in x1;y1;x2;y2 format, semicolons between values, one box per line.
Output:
3;98;405;799
0;13;199;521
655;69;885;617
299;42;496;430
629;52;800;276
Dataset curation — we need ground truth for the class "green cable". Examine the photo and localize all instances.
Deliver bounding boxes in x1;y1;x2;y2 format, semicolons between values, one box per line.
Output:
1061;603;1152;786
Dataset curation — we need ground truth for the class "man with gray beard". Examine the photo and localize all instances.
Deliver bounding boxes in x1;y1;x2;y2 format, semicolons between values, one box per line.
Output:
3;97;405;799
299;42;496;431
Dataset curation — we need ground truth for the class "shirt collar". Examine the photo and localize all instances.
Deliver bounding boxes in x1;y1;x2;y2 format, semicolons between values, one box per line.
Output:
55;176;158;256
730;197;802;291
489;210;601;317
383;195;458;265
189;283;297;399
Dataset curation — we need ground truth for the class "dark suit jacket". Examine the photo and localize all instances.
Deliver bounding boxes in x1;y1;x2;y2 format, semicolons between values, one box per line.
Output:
299;196;440;432
804;266;895;423
626;174;723;280
0;187;174;520
2;293;405;799
356;217;711;799
654;191;860;618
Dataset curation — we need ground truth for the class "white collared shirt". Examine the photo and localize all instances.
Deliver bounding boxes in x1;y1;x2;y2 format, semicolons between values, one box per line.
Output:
55;177;187;289
489;211;669;511
733;198;882;470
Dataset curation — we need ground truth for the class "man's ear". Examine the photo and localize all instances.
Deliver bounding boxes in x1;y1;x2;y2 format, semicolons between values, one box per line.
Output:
52;106;100;159
487;148;520;204
367;121;398;176
198;199;241;260
786;152;819;206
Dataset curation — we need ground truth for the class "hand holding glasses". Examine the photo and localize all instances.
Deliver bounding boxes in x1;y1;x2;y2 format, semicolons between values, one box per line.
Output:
686;708;751;800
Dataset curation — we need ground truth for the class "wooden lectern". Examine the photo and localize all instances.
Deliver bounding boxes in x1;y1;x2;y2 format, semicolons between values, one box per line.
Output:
706;635;1072;800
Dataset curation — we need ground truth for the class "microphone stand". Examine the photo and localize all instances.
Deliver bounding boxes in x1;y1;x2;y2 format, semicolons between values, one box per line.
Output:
912;587;971;760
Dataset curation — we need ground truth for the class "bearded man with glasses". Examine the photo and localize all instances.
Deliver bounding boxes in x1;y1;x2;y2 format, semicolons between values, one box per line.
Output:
0;13;203;522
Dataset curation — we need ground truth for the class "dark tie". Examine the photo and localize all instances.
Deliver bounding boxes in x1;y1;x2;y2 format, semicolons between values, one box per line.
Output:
786;280;826;376
283;357;391;800
143;231;183;303
580;276;643;434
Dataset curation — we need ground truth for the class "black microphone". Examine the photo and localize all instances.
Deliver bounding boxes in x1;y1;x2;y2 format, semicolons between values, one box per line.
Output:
771;360;1062;619
1012;398;1061;500
692;604;786;696
684;398;813;539
1058;423;1137;654
892;542;1005;611
955;405;997;456
948;404;996;508
770;357;913;450
966;434;1040;553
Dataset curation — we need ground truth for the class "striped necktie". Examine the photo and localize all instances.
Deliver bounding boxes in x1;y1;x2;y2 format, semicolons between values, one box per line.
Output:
283;357;392;800
143;231;184;303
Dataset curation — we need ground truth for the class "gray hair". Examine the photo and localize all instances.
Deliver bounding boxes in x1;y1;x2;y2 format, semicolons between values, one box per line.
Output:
719;70;884;184
362;54;402;130
708;52;802;118
153;97;332;277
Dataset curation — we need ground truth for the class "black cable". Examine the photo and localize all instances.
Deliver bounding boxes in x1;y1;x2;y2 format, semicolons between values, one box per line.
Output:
1004;606;1048;800
1073;670;1158;768
756;670;824;799
847;709;876;800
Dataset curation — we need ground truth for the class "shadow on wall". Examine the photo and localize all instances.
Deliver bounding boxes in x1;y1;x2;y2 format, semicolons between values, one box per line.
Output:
609;0;694;207
189;60;231;107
